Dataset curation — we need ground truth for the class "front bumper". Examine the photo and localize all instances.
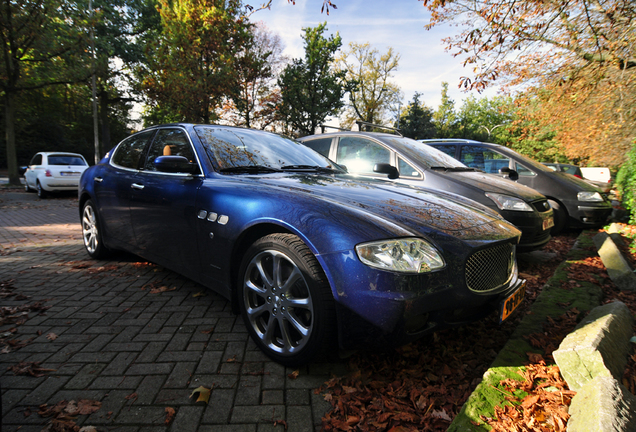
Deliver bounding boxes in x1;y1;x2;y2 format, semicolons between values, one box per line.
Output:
569;201;612;228
319;239;525;350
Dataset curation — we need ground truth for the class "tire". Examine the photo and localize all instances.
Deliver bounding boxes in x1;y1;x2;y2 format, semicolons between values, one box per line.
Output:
548;199;567;235
36;181;46;199
238;233;336;366
81;200;109;259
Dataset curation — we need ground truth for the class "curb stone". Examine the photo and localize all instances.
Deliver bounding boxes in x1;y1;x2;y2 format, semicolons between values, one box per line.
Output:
448;231;605;432
553;301;634;392
594;230;636;291
553;301;636;432
567;375;636;432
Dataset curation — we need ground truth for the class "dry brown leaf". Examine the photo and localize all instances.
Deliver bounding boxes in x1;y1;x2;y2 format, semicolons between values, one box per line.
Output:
287;370;300;379
190;386;212;404
47;332;58;341
165;407;176;425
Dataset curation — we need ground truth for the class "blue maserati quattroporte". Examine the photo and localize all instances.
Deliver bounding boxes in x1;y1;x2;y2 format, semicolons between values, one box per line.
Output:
79;124;526;365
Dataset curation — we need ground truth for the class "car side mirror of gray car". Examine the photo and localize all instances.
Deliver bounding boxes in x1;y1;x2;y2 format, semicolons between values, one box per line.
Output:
154;156;198;174
499;167;519;181
374;163;400;180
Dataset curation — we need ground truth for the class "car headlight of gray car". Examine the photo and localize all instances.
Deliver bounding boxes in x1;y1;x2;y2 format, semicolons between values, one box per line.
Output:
577;191;604;202
356;238;446;273
485;193;533;212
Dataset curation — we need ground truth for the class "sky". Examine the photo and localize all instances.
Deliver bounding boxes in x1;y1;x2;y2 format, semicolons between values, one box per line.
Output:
252;0;501;112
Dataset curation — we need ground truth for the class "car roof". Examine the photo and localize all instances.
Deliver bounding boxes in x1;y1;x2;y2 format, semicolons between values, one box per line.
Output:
38;152;86;157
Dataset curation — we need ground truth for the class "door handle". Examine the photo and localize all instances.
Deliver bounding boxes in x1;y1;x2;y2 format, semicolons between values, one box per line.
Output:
131;183;145;190
94;177;103;183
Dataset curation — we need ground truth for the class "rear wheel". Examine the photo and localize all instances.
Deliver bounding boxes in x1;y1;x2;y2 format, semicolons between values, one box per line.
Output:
81;200;109;259
238;233;336;366
548;199;567;235
36;181;46;199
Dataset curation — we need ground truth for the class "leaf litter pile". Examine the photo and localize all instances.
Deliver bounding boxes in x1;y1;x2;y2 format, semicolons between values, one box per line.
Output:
319;230;636;431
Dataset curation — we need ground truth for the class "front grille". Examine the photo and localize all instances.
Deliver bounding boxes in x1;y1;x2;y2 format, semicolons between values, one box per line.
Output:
532;199;551;212
465;243;514;292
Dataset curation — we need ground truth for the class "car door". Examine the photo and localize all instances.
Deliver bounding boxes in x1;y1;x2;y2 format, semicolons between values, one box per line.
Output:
129;127;204;276
94;130;155;248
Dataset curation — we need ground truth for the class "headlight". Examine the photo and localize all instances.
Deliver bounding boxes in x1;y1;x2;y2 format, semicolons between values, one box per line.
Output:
355;238;445;273
577;191;604;202
485;193;533;212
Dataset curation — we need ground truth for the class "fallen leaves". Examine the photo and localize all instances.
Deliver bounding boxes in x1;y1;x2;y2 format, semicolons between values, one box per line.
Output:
7;361;56;377
38;399;101;432
484;363;575;432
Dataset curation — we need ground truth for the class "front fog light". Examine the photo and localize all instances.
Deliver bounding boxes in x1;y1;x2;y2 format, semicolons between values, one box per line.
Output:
356;238;445;273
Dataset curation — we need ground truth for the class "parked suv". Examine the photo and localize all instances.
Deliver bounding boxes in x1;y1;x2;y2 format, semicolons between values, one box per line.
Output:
423;139;612;233
299;132;554;252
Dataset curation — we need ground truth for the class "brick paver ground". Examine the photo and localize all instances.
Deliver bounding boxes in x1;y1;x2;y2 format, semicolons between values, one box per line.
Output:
0;188;347;432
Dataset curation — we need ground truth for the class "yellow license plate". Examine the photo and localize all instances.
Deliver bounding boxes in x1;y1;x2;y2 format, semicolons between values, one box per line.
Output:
500;281;526;323
543;217;554;230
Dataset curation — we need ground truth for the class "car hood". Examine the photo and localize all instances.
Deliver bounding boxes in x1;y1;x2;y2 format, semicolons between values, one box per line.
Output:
239;173;520;240
442;170;546;201
550;171;603;192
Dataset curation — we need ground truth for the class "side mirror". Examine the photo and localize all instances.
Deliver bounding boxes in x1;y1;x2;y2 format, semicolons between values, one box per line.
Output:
499;167;519;181
154;156;198;174
374;163;399;180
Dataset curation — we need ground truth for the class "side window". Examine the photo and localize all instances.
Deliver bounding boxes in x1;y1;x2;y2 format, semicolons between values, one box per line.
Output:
433;145;456;157
514;162;536;177
144;129;197;173
303;138;332;158
112;130;154;169
31;154;42;165
398;157;422;179
460;145;509;173
336;137;391;174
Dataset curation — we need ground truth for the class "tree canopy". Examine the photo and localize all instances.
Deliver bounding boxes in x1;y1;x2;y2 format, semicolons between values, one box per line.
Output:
337;42;401;128
277;22;348;137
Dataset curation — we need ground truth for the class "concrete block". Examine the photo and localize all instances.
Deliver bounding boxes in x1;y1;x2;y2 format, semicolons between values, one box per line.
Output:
567;376;636;432
553;301;634;392
594;232;636;291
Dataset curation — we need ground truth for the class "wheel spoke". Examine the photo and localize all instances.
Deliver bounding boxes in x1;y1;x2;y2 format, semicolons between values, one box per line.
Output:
283;310;310;337
279;266;303;294
278;317;296;352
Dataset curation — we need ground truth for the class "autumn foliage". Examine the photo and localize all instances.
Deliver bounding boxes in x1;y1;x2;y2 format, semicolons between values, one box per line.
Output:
422;0;636;167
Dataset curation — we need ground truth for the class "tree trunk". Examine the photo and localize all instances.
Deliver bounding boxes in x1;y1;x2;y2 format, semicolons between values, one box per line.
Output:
100;92;110;156
4;91;20;186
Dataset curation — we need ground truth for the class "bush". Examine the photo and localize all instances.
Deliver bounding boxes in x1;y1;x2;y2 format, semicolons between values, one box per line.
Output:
616;140;636;224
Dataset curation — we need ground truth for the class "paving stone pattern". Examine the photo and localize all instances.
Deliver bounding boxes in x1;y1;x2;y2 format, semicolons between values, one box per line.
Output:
0;191;347;431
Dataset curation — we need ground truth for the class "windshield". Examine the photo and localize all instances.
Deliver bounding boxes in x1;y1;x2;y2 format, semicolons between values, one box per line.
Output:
383;137;467;169
195;126;342;173
502;147;554;173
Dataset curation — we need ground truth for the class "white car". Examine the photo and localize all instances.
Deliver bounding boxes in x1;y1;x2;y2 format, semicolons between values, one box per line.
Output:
24;152;89;198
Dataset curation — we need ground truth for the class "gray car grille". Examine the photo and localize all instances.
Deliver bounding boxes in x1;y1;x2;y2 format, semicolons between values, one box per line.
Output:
465;243;515;292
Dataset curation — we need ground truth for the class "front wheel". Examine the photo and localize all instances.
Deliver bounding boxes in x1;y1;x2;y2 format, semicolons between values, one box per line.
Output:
548;199;567;235
81;200;109;259
238;233;336;366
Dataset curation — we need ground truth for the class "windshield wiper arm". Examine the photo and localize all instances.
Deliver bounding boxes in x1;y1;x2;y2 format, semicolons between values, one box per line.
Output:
219;165;281;174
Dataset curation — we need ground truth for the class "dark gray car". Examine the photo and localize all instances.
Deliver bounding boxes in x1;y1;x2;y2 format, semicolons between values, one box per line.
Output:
423;139;612;233
299;132;554;252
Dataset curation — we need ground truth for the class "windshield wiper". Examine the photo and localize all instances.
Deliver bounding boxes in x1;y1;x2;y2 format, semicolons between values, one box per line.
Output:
219;165;281;174
430;166;481;172
280;164;342;173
